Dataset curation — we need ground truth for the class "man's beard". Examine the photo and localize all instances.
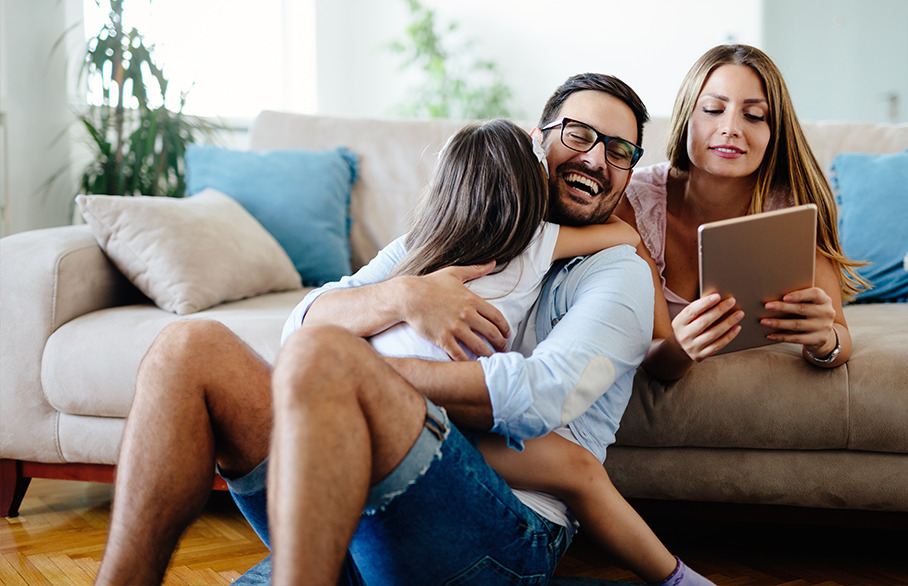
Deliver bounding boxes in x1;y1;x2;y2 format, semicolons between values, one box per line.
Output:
548;162;620;226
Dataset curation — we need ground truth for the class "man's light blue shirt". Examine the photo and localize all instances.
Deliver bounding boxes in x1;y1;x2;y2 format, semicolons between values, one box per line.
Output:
282;236;654;463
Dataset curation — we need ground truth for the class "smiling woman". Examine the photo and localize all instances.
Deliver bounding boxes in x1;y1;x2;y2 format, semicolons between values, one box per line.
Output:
616;43;869;383
685;64;771;180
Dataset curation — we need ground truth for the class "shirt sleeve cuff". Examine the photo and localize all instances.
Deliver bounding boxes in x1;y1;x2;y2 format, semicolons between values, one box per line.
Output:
481;352;534;451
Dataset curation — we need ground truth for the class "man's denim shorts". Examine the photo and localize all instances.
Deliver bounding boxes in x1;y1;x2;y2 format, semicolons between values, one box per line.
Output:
225;396;571;585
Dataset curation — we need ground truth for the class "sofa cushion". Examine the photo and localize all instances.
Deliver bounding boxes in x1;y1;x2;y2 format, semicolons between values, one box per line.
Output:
42;290;309;419
77;190;302;315
832;150;908;303
619;343;849;451
839;303;908;453
616;303;908;454
185;144;358;286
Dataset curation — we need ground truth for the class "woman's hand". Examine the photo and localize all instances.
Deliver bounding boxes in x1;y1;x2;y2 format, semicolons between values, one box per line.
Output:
672;293;745;361
761;286;837;357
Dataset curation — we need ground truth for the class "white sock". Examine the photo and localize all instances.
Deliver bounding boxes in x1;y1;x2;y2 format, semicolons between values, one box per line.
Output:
653;557;715;586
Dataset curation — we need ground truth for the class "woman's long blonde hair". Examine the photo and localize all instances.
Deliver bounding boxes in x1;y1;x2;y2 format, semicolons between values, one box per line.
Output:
667;44;867;300
390;119;549;278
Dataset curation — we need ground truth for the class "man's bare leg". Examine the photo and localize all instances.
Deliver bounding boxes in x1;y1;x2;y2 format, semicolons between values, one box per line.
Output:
269;325;428;586
96;320;273;585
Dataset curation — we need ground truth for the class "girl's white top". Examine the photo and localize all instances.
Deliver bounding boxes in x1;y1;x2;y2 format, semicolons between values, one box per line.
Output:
369;222;560;360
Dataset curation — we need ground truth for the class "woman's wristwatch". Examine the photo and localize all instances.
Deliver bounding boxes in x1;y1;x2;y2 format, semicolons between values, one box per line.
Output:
806;327;841;363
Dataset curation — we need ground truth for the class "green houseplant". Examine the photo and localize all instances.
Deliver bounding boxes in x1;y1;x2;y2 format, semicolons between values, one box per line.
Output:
77;0;217;197
388;0;513;120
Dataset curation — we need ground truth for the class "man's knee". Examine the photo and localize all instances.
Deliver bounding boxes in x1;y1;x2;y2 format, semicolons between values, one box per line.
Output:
138;319;237;390
273;325;376;405
147;319;233;361
279;325;369;369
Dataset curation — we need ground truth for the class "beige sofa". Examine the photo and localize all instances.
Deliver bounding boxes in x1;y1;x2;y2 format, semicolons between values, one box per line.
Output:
2;111;907;519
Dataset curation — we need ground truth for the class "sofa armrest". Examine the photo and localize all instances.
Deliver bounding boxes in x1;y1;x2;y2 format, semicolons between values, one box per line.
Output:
0;225;140;462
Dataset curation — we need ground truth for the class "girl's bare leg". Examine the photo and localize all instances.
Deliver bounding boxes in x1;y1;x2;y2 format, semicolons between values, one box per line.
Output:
479;433;677;582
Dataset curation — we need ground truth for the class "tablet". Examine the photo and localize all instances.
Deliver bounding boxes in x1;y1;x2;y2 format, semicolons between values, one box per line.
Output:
698;204;817;355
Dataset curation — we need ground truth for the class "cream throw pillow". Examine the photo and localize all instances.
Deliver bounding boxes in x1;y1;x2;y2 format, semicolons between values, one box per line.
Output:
76;189;302;314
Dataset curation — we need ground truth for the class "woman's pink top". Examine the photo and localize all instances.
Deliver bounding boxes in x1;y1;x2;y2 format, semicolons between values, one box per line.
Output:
625;161;793;320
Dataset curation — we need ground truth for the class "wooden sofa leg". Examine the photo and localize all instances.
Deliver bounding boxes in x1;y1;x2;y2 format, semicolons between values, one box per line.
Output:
1;459;229;518
1;459;31;518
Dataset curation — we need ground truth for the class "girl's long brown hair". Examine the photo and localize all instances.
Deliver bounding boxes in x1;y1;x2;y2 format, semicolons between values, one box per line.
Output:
390;119;549;278
667;44;868;300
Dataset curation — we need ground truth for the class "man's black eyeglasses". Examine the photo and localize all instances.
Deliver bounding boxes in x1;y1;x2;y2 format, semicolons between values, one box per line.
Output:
540;117;643;170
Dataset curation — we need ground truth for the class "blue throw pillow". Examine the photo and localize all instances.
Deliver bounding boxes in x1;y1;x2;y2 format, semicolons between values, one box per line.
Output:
831;150;908;303
186;145;358;286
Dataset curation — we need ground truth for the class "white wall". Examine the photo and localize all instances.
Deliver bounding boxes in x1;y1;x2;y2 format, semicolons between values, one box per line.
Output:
313;0;908;125
314;0;409;118
313;0;764;121
763;0;908;123
0;0;83;237
2;0;905;235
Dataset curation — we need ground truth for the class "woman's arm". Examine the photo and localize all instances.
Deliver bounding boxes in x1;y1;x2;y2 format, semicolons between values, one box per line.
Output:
612;199;694;380
641;293;744;380
622;202;742;380
760;251;852;368
643;251;852;380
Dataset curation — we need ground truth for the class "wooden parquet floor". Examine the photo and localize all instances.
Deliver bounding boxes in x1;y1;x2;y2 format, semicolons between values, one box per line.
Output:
2;479;907;585
0;479;268;585
555;504;908;585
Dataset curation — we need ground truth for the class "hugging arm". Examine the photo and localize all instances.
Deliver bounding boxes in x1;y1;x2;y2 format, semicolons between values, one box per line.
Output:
368;249;654;449
292;237;510;360
384;357;493;431
553;216;642;261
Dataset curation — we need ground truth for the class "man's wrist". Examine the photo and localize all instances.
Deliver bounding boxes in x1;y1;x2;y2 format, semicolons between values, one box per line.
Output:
395;358;493;430
397;275;424;315
378;275;416;325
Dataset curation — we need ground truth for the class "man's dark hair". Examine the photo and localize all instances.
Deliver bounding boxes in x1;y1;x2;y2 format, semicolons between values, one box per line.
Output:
538;73;650;146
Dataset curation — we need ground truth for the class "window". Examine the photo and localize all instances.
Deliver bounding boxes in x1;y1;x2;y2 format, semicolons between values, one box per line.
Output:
82;0;317;118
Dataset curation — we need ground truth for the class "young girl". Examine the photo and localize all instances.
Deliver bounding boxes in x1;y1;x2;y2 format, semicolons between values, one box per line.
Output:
371;118;711;585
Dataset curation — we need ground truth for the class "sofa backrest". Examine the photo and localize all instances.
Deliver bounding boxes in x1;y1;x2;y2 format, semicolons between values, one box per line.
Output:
249;111;907;270
249;112;468;270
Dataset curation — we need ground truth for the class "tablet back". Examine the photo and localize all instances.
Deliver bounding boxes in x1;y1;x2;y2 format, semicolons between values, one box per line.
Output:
698;204;817;355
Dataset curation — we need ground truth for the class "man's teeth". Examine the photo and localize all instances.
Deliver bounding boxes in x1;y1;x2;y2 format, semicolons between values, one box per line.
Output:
565;173;601;195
